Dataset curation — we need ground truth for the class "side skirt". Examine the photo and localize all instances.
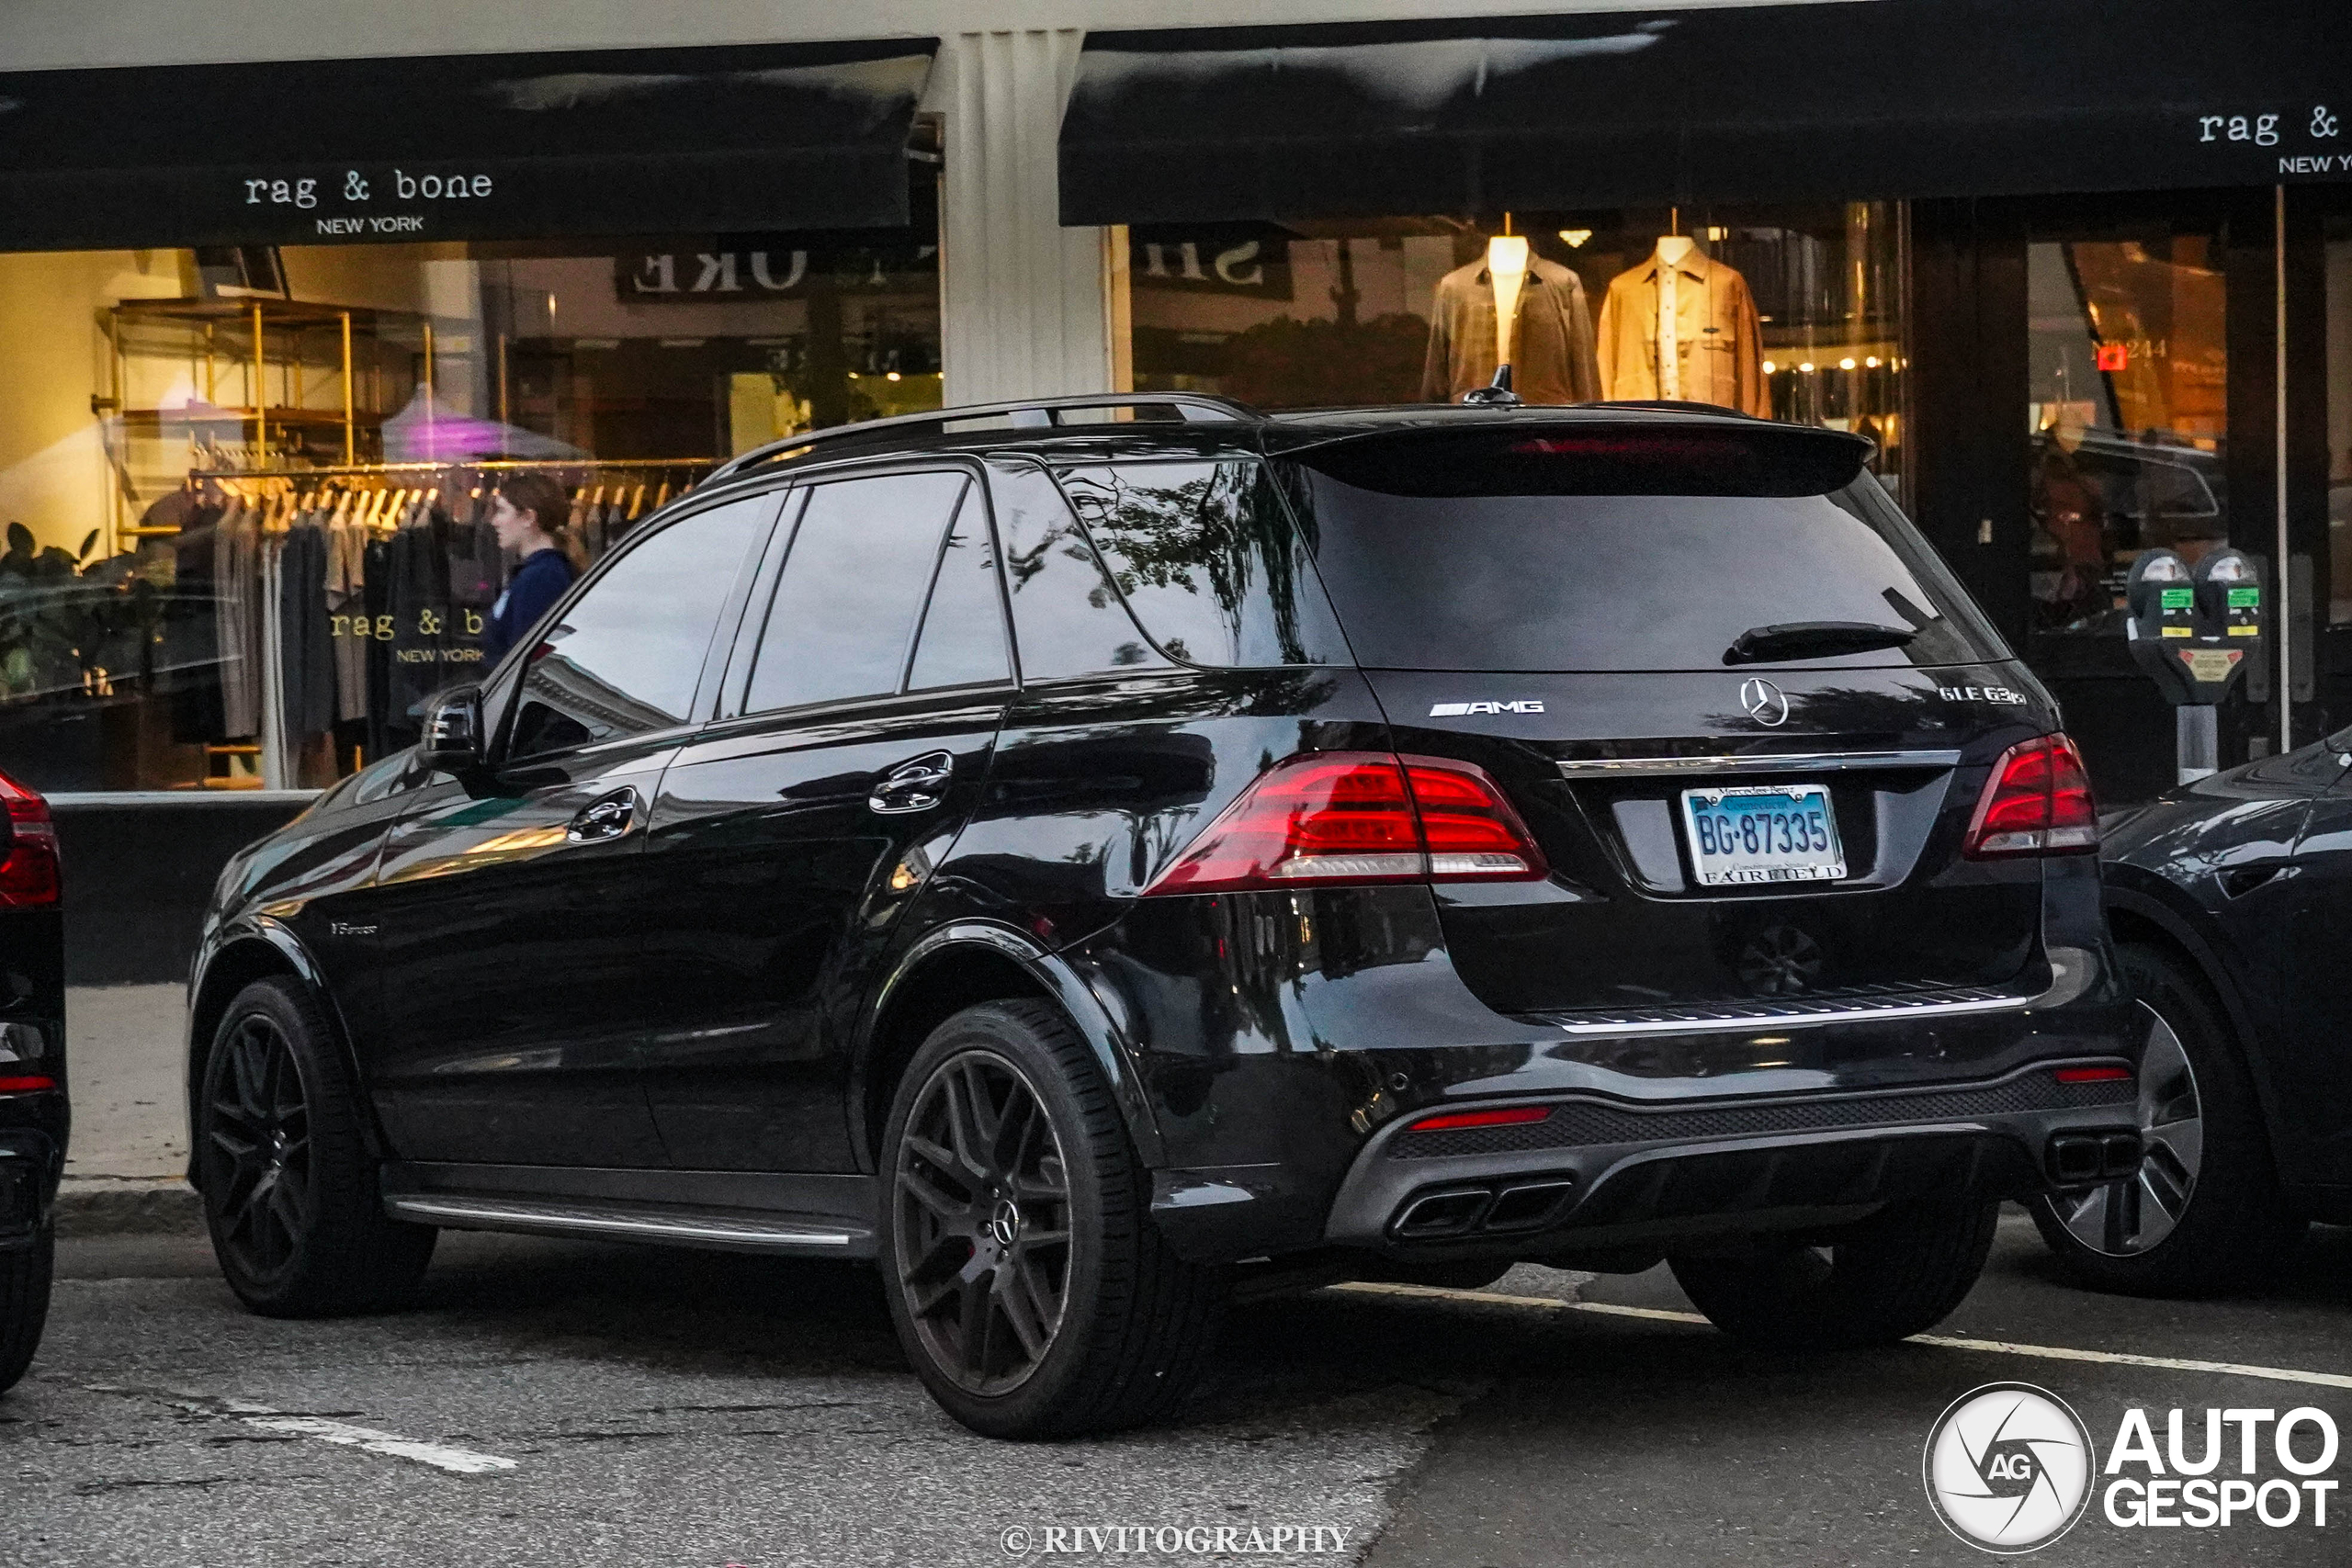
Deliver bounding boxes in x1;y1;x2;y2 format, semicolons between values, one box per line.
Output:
379;1161;878;1259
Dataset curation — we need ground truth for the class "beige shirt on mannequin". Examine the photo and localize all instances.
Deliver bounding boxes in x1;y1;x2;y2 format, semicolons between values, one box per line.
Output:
1596;250;1769;416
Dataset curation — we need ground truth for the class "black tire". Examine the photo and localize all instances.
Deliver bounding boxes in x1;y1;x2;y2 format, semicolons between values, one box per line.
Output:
1669;1193;1999;1351
197;977;435;1317
0;1224;53;1393
2028;942;2305;1297
877;999;1228;1438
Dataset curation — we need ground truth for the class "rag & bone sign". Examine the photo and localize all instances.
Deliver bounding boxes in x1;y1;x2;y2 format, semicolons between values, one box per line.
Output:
240;166;502;237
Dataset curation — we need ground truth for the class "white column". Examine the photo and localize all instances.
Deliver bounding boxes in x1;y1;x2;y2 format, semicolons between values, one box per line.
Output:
937;28;1117;406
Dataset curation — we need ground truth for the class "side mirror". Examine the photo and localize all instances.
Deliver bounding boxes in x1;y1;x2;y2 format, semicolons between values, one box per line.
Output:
419;686;486;771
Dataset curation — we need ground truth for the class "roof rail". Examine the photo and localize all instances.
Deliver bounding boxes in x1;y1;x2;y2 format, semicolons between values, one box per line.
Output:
706;392;1262;486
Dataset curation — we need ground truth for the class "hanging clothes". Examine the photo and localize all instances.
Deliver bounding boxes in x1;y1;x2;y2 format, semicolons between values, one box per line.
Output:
1595;248;1770;416
277;516;337;739
1419;254;1601;405
167;502;225;743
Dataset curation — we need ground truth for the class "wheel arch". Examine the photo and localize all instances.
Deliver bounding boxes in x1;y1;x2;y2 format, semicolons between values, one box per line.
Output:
853;922;1166;1174
185;920;380;1188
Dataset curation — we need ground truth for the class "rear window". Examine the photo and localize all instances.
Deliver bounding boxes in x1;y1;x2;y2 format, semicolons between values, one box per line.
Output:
1292;436;2006;673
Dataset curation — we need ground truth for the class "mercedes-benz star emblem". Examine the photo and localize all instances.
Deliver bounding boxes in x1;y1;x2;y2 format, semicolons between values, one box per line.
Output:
985;1198;1023;1248
1739;676;1791;727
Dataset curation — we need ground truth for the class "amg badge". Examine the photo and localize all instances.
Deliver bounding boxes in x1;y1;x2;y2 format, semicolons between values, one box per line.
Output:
1430;700;1545;716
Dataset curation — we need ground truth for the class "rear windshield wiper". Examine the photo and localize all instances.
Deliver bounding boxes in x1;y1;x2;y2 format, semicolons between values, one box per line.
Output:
1723;621;1917;666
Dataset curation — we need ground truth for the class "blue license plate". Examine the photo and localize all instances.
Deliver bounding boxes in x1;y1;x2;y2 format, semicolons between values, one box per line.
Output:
1679;784;1845;887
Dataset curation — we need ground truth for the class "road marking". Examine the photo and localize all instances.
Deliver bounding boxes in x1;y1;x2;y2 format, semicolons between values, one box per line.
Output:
240;1416;517;1475
1329;1282;2352;1391
84;1384;517;1476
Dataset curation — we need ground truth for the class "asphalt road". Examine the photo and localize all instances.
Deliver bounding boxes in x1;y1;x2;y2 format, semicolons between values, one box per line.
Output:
6;1212;2347;1567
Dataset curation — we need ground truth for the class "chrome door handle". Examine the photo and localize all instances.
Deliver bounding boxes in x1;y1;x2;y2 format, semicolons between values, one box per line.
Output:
870;751;955;815
566;787;640;843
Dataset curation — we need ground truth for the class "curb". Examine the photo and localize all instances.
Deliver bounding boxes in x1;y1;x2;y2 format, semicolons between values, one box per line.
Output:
54;1176;206;1236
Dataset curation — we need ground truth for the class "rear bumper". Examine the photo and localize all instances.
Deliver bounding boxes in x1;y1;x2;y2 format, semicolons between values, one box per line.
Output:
1321;1061;2137;1257
0;1121;63;1247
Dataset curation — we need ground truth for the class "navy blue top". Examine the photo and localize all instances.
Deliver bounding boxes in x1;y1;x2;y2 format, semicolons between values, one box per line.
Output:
485;547;577;664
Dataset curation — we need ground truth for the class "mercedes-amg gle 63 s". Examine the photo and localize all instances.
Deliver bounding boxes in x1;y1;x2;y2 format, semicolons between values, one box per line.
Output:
187;397;2134;1438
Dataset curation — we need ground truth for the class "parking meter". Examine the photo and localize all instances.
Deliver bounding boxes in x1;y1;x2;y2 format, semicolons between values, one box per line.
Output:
2124;547;2264;783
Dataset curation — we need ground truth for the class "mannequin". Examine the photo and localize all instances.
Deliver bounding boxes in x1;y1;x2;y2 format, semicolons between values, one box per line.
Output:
1596;226;1769;415
1419;222;1600;405
1487;234;1531;368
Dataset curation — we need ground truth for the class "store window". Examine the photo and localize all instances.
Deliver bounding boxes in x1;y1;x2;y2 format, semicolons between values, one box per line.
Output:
1122;202;1907;492
2023;227;2229;647
0;232;939;794
2328;215;2352;625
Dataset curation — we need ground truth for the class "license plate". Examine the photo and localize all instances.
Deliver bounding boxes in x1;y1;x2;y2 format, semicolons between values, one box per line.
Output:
1679;784;1846;887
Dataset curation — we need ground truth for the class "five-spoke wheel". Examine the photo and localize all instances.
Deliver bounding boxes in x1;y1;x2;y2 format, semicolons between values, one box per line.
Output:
878;1000;1227;1438
892;1049;1074;1395
203;1012;313;1278
198;977;435;1316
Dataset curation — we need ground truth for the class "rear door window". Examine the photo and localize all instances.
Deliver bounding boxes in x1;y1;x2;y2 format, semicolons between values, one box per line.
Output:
744;470;969;713
907;501;1012;691
985;457;1168;681
1056;459;1350;668
1292;432;2007;673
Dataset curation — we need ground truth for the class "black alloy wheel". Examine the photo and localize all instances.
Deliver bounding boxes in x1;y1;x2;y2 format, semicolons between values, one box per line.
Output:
198;978;435;1317
205;1011;314;1277
891;1050;1074;1395
877;1000;1228;1438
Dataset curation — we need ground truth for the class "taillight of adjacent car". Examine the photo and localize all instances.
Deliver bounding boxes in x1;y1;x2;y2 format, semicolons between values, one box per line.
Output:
1140;751;1547;896
0;767;61;908
1962;733;2098;859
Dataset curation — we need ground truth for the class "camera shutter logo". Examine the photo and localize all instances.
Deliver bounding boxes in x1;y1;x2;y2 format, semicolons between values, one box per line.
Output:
1923;1382;2097;1553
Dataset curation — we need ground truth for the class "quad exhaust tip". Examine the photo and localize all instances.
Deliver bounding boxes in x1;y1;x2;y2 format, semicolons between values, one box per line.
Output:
2045;1130;2142;1186
1391;1176;1577;1240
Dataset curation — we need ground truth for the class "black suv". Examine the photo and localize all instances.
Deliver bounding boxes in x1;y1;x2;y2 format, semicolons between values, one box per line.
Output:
187;396;2135;1438
0;768;64;1394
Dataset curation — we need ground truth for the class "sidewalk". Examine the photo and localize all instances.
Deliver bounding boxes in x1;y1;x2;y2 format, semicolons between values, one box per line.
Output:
60;984;200;1232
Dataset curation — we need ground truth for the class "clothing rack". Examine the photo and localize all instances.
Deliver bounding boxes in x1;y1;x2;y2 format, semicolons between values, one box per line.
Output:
123;457;712;538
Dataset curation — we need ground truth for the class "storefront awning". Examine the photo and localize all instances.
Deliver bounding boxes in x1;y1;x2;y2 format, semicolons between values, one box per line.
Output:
1060;0;2349;224
0;39;937;251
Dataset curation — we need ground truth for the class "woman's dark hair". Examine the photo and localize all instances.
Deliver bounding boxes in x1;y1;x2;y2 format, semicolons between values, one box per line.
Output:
497;472;585;570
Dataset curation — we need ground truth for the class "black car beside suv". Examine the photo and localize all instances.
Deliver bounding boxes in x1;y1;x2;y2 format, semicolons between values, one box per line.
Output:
187;395;2136;1437
0;768;65;1394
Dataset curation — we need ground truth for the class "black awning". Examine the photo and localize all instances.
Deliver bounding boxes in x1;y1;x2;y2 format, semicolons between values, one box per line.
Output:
0;39;937;250
1061;0;2351;224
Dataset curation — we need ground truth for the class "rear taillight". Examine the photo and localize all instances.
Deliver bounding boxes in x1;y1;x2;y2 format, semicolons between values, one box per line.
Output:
1962;734;2098;859
1141;750;1547;896
0;769;58;908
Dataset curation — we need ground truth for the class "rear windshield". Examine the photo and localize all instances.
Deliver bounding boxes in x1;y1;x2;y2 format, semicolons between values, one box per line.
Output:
1291;448;2007;673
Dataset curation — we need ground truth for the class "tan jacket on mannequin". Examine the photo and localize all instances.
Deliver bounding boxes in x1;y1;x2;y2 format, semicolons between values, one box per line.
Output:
1596;249;1769;416
1419;254;1600;405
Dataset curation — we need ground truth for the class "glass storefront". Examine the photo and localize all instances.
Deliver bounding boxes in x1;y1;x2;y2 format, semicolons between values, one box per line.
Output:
1125;201;1909;496
0;231;939;794
2025;227;2230;649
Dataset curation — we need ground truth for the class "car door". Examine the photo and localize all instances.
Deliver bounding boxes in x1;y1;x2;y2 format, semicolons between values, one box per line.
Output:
356;492;777;1168
640;465;1012;1170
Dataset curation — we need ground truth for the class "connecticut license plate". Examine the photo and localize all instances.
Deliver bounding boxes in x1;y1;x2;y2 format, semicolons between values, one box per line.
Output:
1679;783;1846;887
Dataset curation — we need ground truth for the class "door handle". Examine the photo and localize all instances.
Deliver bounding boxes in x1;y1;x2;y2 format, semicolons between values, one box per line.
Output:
567;787;640;843
870;751;956;815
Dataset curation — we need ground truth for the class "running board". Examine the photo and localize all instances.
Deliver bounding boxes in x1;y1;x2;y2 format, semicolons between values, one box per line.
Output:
383;1191;872;1258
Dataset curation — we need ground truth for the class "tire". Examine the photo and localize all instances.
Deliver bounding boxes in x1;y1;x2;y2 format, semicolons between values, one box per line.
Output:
877;999;1229;1438
197;977;436;1317
1669;1193;1999;1351
0;1224;53;1393
2028;942;2305;1297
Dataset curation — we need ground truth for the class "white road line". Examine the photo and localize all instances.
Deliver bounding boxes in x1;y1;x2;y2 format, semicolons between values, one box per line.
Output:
84;1383;518;1476
241;1416;518;1476
1329;1281;2352;1391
